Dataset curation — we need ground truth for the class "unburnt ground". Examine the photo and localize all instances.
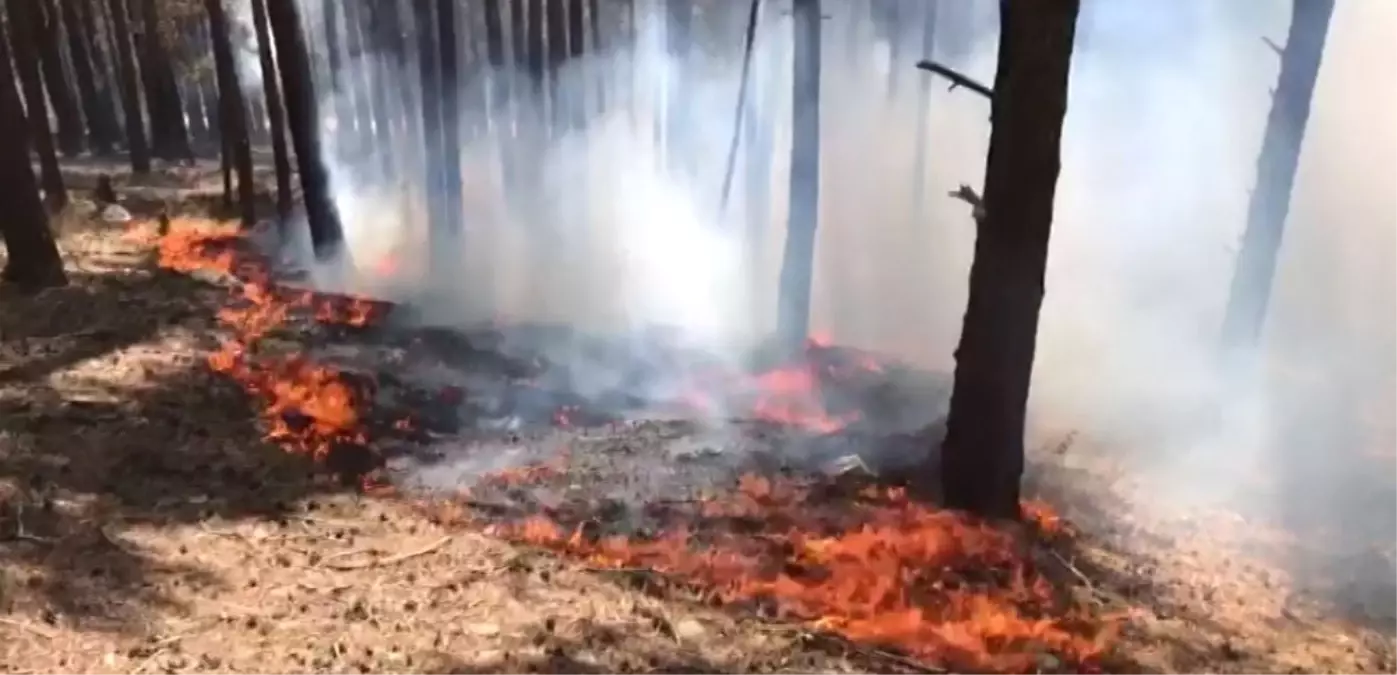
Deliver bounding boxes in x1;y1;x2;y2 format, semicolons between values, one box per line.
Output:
1;192;1393;673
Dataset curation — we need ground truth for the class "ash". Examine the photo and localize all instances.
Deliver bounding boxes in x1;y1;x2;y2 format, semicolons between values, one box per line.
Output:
298;312;953;516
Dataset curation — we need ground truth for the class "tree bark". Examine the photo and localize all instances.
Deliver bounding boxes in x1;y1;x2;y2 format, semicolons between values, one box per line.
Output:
248;0;293;220
205;0;255;227
266;0;346;257
775;0;821;352
1221;0;1335;352
0;19;66;290
104;0;150;173
32;0;84;155
7;0;68;207
138;0;192;161
938;0;1079;519
60;0;119;154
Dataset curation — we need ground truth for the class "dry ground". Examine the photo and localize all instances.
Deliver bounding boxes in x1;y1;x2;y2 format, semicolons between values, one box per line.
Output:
1;176;1393;673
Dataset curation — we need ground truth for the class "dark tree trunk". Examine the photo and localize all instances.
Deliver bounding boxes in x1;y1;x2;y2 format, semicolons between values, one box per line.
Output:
266;0;345;257
527;0;544;88
60;0;119;154
565;0;584;128
80;0;123;134
413;0;442;196
483;0;504;109
248;0;293;220
911;1;938;216
32;0;84;155
138;0;192;161
1221;0;1334;353
105;0;150;173
0;20;66;290
205;0;255;227
938;0;1079;519
545;0;566;133
436;0;463;236
743;0;772;239
587;0;603;115
774;0;821;352
7;0;67;207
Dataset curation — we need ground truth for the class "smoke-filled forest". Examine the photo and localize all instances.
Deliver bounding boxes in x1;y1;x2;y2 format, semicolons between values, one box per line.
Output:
0;0;1393;672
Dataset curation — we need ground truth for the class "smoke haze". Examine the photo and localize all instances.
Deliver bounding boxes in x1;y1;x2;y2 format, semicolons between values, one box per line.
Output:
232;0;1395;625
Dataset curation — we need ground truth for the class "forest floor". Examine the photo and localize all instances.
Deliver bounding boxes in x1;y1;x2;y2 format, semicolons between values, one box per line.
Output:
0;166;1393;674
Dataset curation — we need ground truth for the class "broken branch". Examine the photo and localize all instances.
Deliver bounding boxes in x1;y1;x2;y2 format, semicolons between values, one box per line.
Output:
915;60;993;100
948;184;987;224
1262;36;1283;56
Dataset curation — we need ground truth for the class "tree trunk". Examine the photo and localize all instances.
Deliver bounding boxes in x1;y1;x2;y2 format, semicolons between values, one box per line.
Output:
545;0;566;134
80;0;124;135
566;0;585;129
33;0;84;155
0;19;66;290
7;0;68;207
205;0;255;227
248;0;293;220
743;0;772;240
911;1;938;216
527;0;545;89
105;0;150;173
60;0;119;154
340;0;376;154
138;0;192;161
436;0;463;237
664;0;692;172
364;0;407;178
1220;0;1334;353
938;0;1079;519
774;0;821;352
321;0;351;144
587;0;603;116
266;0;345;257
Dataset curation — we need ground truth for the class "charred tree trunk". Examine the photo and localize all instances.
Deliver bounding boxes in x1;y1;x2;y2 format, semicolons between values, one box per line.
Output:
139;0;192;161
527;0;545;89
742;0;772;238
266;0;345;257
911;1;937;216
248;0;293;220
775;0;821;352
33;0;84;155
483;0;504;112
587;0;603;116
938;0;1079;519
80;0;122;133
60;0;119;154
1221;0;1334;353
7;0;67;207
413;0;443;210
205;0;254;227
321;0;351;144
0;14;66;290
565;0;584;129
105;0;150;173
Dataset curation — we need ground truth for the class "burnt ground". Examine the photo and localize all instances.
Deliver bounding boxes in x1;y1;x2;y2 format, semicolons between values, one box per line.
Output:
1;176;1394;673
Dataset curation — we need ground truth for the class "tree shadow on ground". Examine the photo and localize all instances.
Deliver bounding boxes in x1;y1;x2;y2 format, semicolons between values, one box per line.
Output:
0;229;345;636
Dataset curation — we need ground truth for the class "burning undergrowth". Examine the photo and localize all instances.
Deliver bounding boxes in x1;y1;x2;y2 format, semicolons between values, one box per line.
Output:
140;219;1117;673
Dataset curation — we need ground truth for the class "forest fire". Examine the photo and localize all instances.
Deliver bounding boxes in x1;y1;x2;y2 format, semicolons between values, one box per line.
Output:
144;219;1112;673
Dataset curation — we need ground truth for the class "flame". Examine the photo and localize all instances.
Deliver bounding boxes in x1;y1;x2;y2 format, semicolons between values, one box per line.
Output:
483;474;1113;673
149;218;1111;672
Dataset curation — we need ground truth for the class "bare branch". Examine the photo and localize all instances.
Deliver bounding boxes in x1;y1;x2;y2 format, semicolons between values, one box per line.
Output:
915;60;993;100
948;184;986;223
1261;36;1283;56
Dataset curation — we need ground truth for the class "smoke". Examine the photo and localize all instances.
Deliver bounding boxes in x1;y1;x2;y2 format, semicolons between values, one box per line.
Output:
230;0;1394;623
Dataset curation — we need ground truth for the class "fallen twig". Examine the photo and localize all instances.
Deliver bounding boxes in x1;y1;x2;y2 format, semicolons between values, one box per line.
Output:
324;536;452;570
0;616;57;639
915;59;993;100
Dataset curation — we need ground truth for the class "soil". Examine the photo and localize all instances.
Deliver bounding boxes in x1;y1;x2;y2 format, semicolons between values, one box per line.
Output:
1;175;1393;673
